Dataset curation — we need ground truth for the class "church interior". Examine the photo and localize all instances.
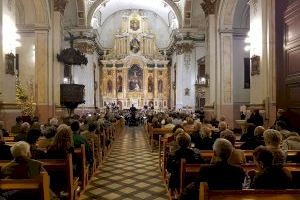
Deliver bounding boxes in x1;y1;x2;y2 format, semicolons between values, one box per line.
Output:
0;0;300;199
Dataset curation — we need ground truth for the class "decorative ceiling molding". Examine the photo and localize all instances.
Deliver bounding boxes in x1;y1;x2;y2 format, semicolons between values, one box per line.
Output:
74;42;96;54
54;0;69;15
201;0;217;16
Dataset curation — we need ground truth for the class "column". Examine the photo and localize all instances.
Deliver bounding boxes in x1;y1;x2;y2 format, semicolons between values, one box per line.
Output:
35;30;50;122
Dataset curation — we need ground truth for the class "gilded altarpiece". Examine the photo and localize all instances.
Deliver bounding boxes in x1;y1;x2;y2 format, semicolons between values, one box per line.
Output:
100;11;169;109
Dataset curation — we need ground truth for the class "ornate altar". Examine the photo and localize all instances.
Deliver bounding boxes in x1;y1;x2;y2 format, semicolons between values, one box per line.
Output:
100;10;170;109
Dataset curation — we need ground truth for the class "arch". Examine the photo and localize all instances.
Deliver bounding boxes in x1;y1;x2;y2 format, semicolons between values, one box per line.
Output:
158;79;163;93
148;76;154;93
117;75;123;93
87;0;183;28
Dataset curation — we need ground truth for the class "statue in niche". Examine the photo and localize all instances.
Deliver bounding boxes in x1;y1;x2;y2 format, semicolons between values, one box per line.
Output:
158;80;163;93
130;19;140;31
130;38;140;53
128;65;143;91
117;76;123;93
107;80;113;93
5;53;15;75
148;76;154;93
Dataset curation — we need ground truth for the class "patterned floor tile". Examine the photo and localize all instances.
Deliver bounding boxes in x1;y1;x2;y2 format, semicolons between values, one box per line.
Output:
82;126;169;200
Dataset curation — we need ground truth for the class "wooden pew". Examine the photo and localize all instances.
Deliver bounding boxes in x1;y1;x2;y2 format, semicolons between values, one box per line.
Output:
3;136;15;142
74;144;88;190
180;159;300;195
40;154;79;200
0;171;50;200
199;182;300;200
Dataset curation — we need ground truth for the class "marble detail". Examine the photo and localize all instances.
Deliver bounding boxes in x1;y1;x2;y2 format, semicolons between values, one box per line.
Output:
54;0;68;15
201;0;217;16
175;42;194;55
74;42;95;54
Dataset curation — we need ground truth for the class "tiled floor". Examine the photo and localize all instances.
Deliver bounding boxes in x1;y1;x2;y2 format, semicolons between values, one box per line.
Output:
80;126;169;200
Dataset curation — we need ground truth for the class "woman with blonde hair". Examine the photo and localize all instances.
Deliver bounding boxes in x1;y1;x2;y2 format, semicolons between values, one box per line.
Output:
263;129;286;166
46;124;74;158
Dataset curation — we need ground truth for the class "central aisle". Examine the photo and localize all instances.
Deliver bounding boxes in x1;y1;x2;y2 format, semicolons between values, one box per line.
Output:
80;126;169;200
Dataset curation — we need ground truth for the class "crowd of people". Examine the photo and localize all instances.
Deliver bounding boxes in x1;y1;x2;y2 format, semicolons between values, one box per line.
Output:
0;110;124;199
144;109;300;199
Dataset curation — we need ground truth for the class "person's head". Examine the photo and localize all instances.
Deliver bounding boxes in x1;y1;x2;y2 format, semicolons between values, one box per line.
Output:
70;121;80;132
254;109;260;115
176;132;191;148
51;124;73;154
172;124;184;133
246;124;256;137
263;129;282;148
165;117;173;125
254;126;265;137
26;129;41;145
20;122;30;134
218;121;227;131
253;146;274;169
49;118;58;126
277;109;285;118
219;116;226;122
213;138;233;161
16;116;23;124
194;121;202;131
88;122;97;132
174;128;184;137
11;141;31;159
276;120;288;131
220;129;236;146
201;126;212;138
45;127;56;139
152;117;158;124
186;117;194;125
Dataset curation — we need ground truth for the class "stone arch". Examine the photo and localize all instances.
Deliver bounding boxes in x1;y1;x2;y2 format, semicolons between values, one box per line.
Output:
215;0;250;127
87;0;183;28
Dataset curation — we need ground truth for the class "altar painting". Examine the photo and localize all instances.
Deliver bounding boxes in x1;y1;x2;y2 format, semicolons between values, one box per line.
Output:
128;65;143;91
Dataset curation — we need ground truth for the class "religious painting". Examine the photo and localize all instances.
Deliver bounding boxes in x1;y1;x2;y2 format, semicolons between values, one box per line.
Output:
130;19;140;31
117;76;123;93
128;65;143;91
158;80;163;93
148;76;154;93
251;55;260;76
107;80;113;93
5;53;15;75
130;38;140;53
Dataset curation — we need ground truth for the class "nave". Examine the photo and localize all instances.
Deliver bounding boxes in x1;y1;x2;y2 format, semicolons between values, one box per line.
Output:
80;126;169;200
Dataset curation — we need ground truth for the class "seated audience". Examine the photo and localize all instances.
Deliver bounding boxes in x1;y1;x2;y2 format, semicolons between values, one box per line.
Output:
1;141;44;178
10;116;23;135
210;115;219;128
276;120;290;139
37;126;56;149
82;122;101;166
211;130;246;165
0;133;13;160
240;124;256;142
183;117;194;130
152;117;162;128
212;121;227;141
180;138;245;200
14;122;30;142
71;121;93;166
190;121;202;147
282;132;300;150
263;129;286;166
250;146;292;189
26;129;46;159
164;117;175;129
167;132;204;192
197;126;214;150
1;141;45;200
240;126;265;150
0;121;9;137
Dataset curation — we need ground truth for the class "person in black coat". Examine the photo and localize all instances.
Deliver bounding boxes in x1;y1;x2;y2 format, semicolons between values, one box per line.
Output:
167;132;204;192
180;138;245;200
247;109;264;126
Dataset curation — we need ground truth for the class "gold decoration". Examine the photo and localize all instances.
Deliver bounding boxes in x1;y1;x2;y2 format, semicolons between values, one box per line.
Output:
175;43;194;55
201;0;216;16
74;42;95;54
16;77;35;117
54;0;68;15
